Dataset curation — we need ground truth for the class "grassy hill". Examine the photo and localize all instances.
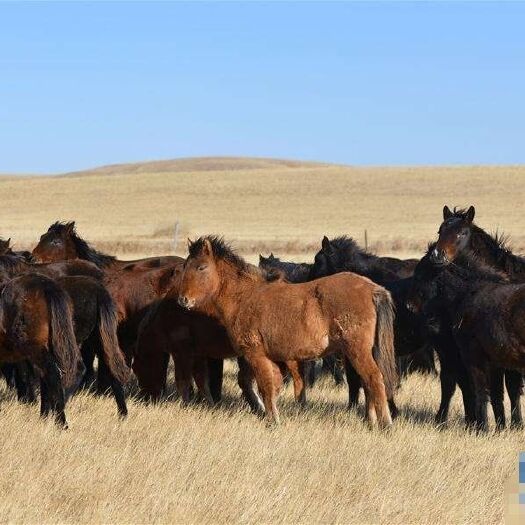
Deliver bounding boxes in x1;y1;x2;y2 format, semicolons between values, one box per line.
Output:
1;157;524;261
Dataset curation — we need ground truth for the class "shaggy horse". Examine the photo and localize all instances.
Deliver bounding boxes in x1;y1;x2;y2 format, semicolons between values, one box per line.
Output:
177;236;397;427
134;274;307;411
432;205;524;426
408;247;525;430
259;253;345;386
0;273;84;427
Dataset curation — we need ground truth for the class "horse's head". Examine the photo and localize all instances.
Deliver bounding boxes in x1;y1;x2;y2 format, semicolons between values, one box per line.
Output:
32;221;77;263
178;237;222;311
0;238;11;256
431;205;475;264
309;236;335;280
406;247;445;316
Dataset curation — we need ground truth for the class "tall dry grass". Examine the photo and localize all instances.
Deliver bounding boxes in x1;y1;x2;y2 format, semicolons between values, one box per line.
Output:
0;365;521;524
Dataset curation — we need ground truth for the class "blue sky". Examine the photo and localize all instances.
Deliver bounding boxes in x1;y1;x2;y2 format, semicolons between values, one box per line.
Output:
1;1;525;173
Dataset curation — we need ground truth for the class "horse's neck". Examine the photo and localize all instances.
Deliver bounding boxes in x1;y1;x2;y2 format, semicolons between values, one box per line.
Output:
212;266;258;326
471;231;525;277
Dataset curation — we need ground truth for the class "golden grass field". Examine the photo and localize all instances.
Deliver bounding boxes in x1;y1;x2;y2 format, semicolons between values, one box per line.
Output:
1;157;525;524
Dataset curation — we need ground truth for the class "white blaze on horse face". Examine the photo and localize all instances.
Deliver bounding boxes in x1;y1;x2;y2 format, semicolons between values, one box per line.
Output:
320;334;329;352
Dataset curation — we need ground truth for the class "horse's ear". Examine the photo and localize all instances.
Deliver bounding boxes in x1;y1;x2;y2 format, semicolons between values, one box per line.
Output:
322;236;332;253
443;205;453;220
6;238;10;247
202;238;213;256
187;237;193;249
258;254;264;263
465;206;475;223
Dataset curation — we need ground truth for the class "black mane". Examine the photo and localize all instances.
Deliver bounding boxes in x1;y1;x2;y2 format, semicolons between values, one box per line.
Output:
259;254;312;283
189;236;251;274
49;221;116;268
445;210;525;279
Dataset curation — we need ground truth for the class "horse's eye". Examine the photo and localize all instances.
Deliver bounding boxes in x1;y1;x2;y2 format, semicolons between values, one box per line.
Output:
198;265;207;271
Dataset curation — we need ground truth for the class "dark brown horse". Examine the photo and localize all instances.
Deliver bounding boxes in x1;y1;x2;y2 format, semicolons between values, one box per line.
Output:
408;247;525;430
0;273;84;427
33;221;179;270
57;275;131;416
432;205;524;426
31;222;184;361
177;236;397;427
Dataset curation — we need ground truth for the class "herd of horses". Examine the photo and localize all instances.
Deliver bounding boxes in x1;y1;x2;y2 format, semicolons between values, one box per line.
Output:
1;205;525;430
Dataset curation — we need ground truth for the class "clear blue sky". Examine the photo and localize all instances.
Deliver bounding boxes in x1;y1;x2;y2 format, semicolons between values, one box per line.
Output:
2;1;525;173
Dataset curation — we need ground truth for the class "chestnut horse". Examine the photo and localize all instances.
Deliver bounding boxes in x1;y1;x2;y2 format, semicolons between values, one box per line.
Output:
134;274;307;411
0;273;84;427
177;236;397;427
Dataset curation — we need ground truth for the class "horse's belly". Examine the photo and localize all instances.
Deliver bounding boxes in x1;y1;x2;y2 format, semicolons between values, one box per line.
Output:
266;333;330;361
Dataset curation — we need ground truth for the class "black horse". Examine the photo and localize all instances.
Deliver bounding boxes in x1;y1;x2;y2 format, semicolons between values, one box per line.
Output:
432;205;524;425
408;246;525;430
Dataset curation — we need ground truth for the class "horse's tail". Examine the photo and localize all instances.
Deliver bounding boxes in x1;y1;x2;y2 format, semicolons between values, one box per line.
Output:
372;287;398;399
47;286;82;390
97;287;131;384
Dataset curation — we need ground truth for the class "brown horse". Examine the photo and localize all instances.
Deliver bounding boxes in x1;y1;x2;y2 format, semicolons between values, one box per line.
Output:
134;276;307;412
177;236;397;427
32;222;184;361
0;273;84;427
33;221;179;270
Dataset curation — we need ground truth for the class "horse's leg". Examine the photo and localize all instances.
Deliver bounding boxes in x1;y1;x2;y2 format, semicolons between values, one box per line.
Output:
464;353;490;431
344;358;361;410
236;357;265;414
246;352;280;424
344;338;392;428
505;369;523;428
287;360;306;406
15;361;38;404
133;331;169;402
192;357;214;404
40;353;68;428
174;349;194;404
98;360;127;417
490;367;505;430
79;341;96;391
208;358;224;404
435;351;457;425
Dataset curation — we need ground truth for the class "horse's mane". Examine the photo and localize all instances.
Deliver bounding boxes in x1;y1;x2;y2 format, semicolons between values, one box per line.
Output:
49;222;116;267
0;254;28;275
330;235;372;258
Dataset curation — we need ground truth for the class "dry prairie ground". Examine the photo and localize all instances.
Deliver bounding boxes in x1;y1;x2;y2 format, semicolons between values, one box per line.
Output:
1;157;525;524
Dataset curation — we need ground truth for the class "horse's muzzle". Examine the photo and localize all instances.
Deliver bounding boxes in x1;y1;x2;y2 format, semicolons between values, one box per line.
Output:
430;247;448;265
177;295;195;310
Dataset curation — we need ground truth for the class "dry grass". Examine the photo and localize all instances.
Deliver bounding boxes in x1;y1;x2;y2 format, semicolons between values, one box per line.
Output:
1;157;525;524
0;365;520;525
